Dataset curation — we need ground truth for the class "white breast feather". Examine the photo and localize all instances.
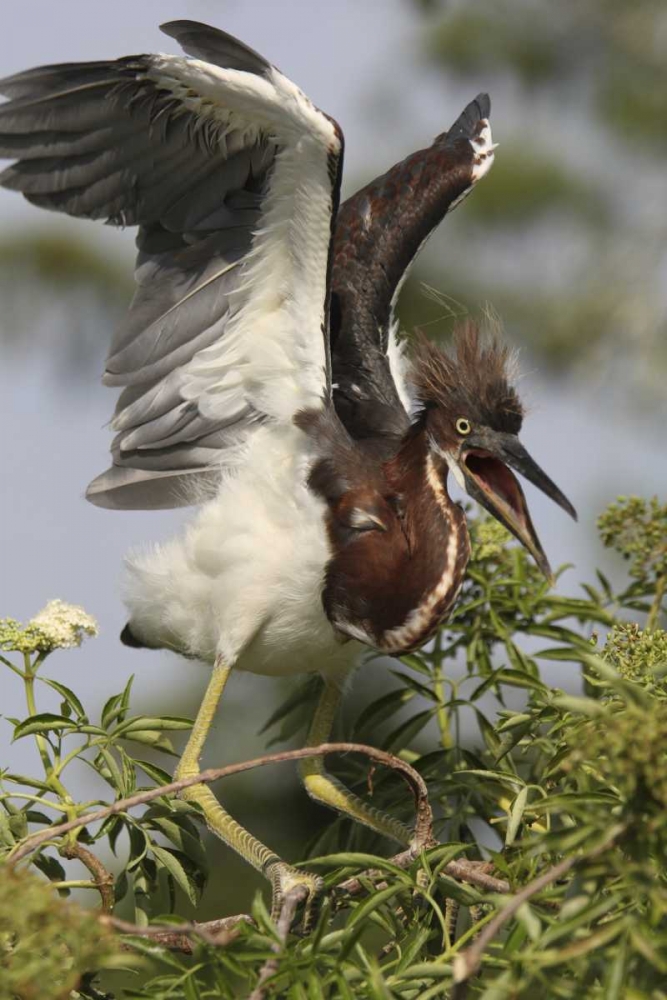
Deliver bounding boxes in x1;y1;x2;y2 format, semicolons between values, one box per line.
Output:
124;424;360;678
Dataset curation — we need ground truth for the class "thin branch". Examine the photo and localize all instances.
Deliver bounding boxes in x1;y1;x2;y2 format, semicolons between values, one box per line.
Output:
451;825;624;993
248;886;308;1000
335;852;510;899
101;913;252;954
9;742;432;864
60;841;114;913
444;859;509;895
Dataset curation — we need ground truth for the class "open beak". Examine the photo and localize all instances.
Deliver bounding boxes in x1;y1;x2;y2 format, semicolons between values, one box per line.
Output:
458;431;576;579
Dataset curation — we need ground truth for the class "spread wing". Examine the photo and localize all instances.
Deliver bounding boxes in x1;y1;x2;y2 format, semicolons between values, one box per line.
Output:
331;94;495;454
0;20;343;509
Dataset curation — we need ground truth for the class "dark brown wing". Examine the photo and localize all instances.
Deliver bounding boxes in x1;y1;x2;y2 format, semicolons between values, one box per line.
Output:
330;93;494;454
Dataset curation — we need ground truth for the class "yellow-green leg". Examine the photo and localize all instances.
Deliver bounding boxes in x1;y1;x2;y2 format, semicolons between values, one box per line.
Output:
175;656;323;923
299;676;414;846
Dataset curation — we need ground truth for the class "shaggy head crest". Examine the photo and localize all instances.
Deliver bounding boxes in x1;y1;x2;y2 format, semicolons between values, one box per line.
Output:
410;320;523;434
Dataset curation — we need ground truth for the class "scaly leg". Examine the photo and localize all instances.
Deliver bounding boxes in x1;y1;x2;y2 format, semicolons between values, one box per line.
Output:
299;676;414;847
175;656;323;924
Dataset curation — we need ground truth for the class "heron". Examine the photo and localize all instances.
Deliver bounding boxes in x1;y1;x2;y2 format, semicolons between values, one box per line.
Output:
0;20;575;919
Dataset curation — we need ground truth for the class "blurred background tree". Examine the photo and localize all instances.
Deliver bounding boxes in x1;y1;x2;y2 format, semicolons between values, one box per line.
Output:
395;0;667;398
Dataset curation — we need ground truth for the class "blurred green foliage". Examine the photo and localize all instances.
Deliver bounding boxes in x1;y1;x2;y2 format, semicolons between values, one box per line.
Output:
1;495;666;997
423;0;667;149
0;864;119;1000
460;148;610;230
0;231;129;296
0;228;131;374
399;0;667;391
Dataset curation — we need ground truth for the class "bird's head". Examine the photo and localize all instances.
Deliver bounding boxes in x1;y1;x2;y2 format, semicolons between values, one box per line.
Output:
411;321;576;578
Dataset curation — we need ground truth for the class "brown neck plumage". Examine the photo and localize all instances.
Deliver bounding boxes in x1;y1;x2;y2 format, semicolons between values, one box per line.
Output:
308;410;471;652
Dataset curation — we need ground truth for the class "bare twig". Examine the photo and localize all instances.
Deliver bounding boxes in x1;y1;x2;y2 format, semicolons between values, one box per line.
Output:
335;852;510;899
443;859;509;895
248;886;307;1000
8;742;432;865
100;913;252;954
451;825;624;994
60;841;115;913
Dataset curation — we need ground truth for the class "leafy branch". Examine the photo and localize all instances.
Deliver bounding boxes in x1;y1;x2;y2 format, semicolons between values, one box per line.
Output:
1;496;666;998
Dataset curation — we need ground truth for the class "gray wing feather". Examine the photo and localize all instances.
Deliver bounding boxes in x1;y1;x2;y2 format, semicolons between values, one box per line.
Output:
159;21;271;77
0;61;130;99
0;27;279;509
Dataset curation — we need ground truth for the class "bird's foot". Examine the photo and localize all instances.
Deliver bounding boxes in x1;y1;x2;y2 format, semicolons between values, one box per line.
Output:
266;861;325;934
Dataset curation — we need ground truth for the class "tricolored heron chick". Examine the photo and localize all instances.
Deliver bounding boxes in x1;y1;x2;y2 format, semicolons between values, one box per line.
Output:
0;20;575;916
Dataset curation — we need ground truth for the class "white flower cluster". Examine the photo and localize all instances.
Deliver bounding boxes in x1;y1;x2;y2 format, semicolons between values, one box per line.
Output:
29;599;99;651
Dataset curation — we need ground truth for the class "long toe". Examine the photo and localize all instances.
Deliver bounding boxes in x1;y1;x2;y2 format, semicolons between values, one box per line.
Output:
267;861;326;935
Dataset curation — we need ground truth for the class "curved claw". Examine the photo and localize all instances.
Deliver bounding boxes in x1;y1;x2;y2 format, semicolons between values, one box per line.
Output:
266;861;325;934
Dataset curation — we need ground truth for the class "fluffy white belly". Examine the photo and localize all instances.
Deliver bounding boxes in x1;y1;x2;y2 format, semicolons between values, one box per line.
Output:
123;424;361;678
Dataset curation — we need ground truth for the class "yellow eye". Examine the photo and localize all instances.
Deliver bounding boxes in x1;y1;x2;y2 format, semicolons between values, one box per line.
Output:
456;417;471;435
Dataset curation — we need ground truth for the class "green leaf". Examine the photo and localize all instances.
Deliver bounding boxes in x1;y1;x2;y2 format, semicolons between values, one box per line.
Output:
8;811;28;839
477;969;514;999
119;731;177;755
394;927;433;974
434;872;481;906
114;715;192;736
505;785;528;846
551;694;605;716
0;810;15;847
151;845;199;905
101;692;124;731
398;652;432;677
354;687;415;735
40;678;87;720
496;712;532;732
526;623;594;646
12;712;78;740
425;843;471;871
476;710;502;757
539;895;620;947
126;824;150;871
33;852;66;882
305;852;411;881
347;883;406;929
390;670;438;701
455;769;525;791
537;646;587;662
495;667;545;691
3;772;53;792
134;759;173;786
394;961;452;982
259;675;320;735
119;747;137;797
604;934;628;1000
533;919;625;965
97;814;124;854
148;816;208;873
94;748;125;793
101;675;135;730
